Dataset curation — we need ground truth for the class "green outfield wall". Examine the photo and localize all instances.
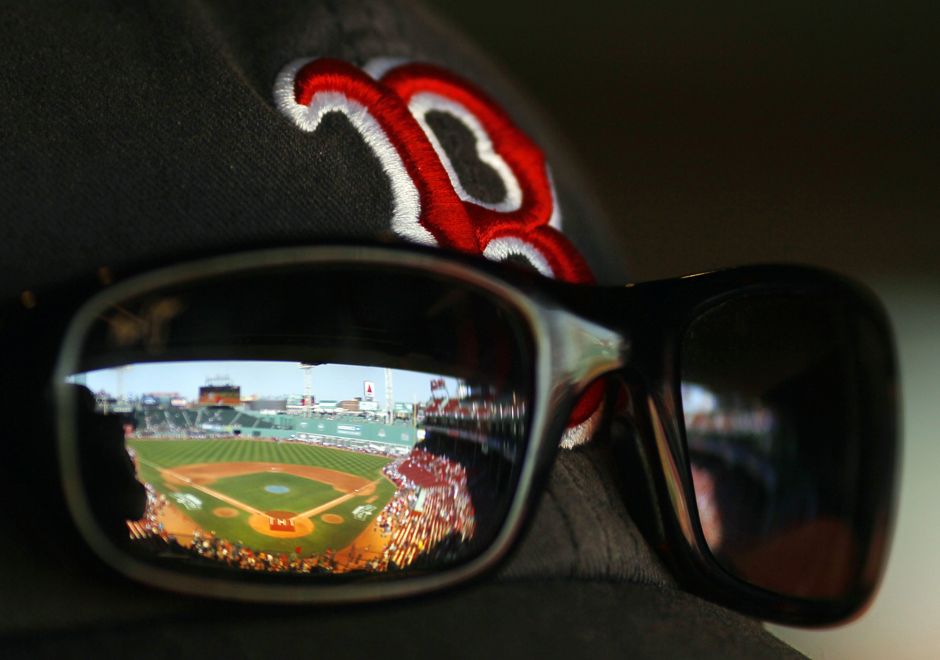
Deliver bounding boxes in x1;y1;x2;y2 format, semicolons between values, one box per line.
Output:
216;414;416;447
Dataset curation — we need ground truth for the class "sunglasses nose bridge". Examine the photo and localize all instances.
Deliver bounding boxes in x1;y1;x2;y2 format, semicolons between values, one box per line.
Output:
539;308;627;395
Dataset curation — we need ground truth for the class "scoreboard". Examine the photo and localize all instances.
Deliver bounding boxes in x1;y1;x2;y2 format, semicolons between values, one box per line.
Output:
198;385;241;406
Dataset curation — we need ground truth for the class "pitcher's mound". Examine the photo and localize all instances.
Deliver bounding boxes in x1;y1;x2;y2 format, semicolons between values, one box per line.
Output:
321;514;344;525
213;507;238;518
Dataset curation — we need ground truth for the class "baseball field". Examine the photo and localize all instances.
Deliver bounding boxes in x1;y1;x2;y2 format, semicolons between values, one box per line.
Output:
127;438;397;557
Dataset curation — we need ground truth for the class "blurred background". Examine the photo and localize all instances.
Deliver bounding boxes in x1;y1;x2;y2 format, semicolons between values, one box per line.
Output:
425;1;939;657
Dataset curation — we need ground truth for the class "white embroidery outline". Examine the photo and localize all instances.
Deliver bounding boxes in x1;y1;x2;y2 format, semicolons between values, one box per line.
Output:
274;58;437;246
408;92;523;214
482;236;554;277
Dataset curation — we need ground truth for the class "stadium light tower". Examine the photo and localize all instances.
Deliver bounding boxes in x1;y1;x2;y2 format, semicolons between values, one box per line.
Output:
299;363;314;417
385;367;393;424
116;365;130;403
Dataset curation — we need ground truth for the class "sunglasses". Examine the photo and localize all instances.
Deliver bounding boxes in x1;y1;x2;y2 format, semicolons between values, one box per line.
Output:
39;243;897;625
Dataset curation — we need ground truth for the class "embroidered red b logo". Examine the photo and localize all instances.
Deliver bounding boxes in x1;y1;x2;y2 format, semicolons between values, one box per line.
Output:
274;57;592;283
274;57;602;441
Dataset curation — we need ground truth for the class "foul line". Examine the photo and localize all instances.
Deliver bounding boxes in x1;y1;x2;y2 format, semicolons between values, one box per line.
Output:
292;478;383;522
138;457;263;516
138;458;380;523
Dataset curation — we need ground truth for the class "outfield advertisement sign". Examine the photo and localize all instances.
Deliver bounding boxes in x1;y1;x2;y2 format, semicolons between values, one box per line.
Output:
183;411;418;448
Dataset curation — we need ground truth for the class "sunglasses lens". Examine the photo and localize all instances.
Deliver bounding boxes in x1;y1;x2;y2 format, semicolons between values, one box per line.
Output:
680;291;896;601
61;261;534;583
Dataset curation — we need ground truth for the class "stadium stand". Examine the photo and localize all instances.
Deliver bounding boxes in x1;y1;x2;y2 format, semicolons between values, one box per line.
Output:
231;411;257;428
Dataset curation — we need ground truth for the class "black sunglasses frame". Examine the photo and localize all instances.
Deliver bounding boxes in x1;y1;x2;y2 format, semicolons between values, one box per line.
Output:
9;240;896;626
51;243;624;606
553;267;899;625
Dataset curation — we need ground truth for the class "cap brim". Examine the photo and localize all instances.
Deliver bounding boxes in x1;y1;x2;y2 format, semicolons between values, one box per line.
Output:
1;577;800;659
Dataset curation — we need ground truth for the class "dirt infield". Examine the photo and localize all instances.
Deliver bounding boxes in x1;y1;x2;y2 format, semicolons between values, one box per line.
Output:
130;440;401;561
161;461;375;495
331;520;390;570
150;458;386;542
159;502;200;546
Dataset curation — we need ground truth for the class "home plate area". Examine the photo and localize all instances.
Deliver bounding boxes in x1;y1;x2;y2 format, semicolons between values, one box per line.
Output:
248;510;315;538
156;460;382;542
127;440;404;570
268;511;297;532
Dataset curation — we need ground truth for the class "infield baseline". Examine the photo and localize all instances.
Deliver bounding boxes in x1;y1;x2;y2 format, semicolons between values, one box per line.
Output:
138;457;263;516
137;457;379;526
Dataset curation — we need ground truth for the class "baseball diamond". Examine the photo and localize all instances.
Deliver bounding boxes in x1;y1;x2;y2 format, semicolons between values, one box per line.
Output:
128;438;397;558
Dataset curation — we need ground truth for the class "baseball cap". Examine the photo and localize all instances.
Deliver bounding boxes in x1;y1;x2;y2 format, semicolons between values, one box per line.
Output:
0;1;800;656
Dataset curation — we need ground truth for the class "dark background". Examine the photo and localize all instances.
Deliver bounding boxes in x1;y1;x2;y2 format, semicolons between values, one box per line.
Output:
423;1;940;657
426;0;939;283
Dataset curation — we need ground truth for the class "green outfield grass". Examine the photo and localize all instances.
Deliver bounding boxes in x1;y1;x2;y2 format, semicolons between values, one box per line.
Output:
209;472;340;514
128;438;390;477
127;438;396;555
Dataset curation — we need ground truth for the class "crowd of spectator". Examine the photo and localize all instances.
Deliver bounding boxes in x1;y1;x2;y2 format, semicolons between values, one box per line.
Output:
183;529;365;573
375;448;476;569
128;495;383;574
126;481;170;542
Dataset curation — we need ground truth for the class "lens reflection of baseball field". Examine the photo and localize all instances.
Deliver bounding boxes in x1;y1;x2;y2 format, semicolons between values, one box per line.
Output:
125;436;476;574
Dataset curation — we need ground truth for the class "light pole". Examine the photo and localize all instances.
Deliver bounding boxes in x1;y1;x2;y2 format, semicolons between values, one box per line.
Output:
299;363;314;417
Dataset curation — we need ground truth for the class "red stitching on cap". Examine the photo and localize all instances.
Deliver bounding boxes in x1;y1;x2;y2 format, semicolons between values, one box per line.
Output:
381;62;593;284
